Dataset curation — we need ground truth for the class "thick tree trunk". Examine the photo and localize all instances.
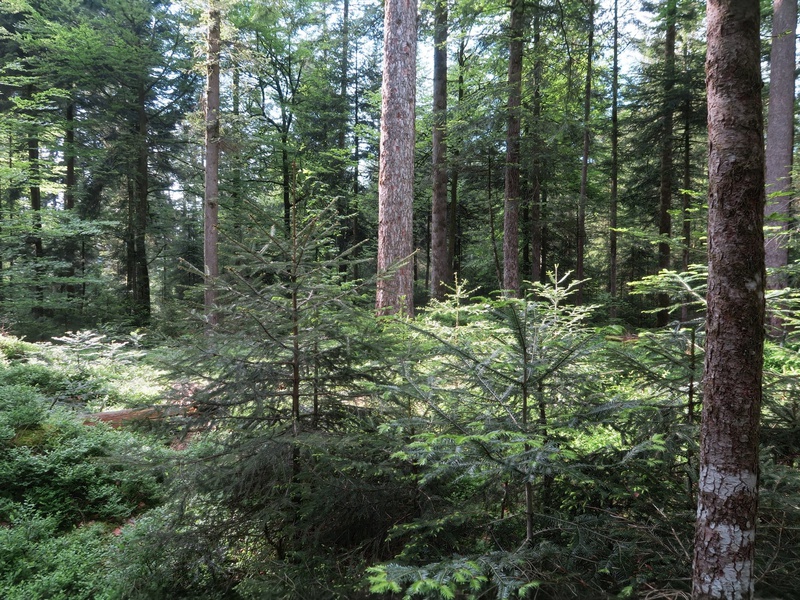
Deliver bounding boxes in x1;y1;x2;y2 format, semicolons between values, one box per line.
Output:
429;0;450;300
692;0;765;595
576;0;593;305
502;0;524;295
764;0;796;297
204;5;221;327
657;0;677;327
376;0;417;316
128;84;151;326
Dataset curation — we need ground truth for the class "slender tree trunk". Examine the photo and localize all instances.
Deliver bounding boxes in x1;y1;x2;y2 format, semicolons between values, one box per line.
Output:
530;9;543;283
448;39;467;279
65;103;75;211
576;0;593;305
681;94;693;322
540;186;548;282
609;0;619;318
337;0;351;272
204;5;221;327
657;0;677;327
376;0;417;316
502;0;524;295
352;45;362;281
339;0;349;155
282;132;291;235
764;0;796;318
62;101;79;303
28;131;44;319
692;0;765;595
429;0;450;300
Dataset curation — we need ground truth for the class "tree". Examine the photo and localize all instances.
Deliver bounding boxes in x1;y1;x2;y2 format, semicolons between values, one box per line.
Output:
204;3;221;327
656;0;677;327
764;0;796;297
576;0;594;305
376;0;417;316
429;0;450;300
502;0;524;295
692;0;765;595
609;0;619;317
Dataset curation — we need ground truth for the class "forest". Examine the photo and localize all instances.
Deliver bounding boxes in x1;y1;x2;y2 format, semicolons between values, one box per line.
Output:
0;0;797;598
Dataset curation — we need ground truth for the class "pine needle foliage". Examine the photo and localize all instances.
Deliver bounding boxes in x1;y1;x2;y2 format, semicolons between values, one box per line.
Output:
130;197;416;599
368;275;713;598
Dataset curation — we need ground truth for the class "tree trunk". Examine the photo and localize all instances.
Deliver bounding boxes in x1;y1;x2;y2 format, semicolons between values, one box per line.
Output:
448;39;467;280
28;131;44;319
657;0;677;327
129;84;151;326
681;90;693;322
692;0;765;595
502;0;524;295
609;0;619;318
282;132;291;235
376;0;417;316
529;8;543;283
337;0;352;272
65;102;76;211
764;0;796;306
204;5;221;327
576;0;593;305
429;0;450;300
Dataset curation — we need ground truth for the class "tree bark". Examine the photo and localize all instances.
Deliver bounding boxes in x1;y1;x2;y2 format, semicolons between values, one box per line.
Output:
529;8;543;284
429;0;450;300
657;0;677;327
576;0;593;305
448;39;467;280
128;83;151;326
692;0;765;595
376;0;417;316
764;0;796;297
65;102;76;211
204;5;221;327
609;0;619;318
502;0;524;296
28;131;44;319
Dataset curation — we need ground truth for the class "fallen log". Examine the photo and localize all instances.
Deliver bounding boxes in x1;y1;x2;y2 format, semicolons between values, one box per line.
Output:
84;404;195;429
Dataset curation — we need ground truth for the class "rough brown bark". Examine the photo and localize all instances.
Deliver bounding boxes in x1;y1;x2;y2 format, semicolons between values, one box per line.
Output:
764;0;796;293
204;5;221;327
376;0;417;316
692;0;765;595
429;0;450;300
657;0;677;327
502;0;524;295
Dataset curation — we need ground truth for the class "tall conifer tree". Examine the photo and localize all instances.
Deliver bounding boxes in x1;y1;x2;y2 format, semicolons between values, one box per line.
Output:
693;0;765;594
376;0;417;315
